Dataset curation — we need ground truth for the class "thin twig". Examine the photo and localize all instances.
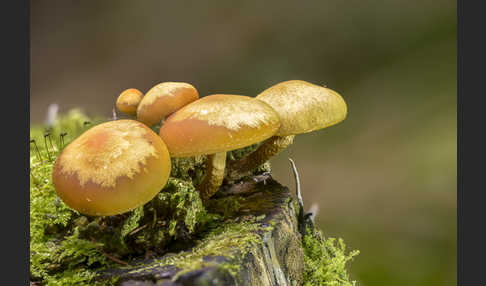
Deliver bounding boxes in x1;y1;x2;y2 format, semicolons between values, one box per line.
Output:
30;172;38;184
46;131;55;151
43;133;52;161
289;158;308;236
89;237;130;266
60;132;67;148
30;139;42;161
129;224;149;236
288;158;303;209
153;209;157;228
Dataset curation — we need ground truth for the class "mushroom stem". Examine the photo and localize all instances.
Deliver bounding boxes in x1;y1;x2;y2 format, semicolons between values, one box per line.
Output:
197;152;227;201
226;135;295;181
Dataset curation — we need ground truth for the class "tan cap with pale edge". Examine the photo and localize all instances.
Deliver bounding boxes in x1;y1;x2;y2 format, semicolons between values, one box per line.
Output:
256;80;347;136
159;94;281;157
52;120;171;216
137;82;199;126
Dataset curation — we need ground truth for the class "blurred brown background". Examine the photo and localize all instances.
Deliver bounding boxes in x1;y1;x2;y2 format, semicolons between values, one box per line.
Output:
30;1;456;285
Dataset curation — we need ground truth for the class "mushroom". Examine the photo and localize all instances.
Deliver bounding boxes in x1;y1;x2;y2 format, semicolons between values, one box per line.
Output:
136;82;199;127
226;80;347;180
159;94;280;201
52;119;171;216
116;88;144;116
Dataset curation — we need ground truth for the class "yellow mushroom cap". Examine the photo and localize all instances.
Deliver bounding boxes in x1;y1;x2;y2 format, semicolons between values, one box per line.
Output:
52;120;171;216
137;82;199;127
256;80;348;136
159;94;281;157
116;88;144;116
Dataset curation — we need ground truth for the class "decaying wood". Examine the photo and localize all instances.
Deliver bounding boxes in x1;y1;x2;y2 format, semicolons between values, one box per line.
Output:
98;173;306;286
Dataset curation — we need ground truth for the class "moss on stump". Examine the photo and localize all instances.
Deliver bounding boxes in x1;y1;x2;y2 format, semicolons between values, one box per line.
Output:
97;174;303;286
30;110;358;286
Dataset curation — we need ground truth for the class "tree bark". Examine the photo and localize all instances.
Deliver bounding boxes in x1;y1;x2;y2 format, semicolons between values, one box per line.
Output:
99;174;305;286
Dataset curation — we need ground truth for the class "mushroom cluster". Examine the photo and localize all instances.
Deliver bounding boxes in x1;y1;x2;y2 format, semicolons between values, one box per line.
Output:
227;80;347;180
159;94;280;201
53;79;347;216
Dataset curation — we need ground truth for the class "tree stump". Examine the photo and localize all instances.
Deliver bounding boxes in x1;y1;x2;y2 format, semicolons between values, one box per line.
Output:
99;173;306;286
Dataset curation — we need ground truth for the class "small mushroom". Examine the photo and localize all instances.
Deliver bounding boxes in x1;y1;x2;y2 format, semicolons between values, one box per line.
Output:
116;88;144;116
159;94;280;201
52;120;171;216
227;80;347;179
136;82;199;127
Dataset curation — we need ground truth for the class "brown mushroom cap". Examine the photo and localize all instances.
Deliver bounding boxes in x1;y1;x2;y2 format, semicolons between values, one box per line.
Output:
159;94;280;157
52;120;171;216
116;88;144;116
137;82;199;126
256;80;347;136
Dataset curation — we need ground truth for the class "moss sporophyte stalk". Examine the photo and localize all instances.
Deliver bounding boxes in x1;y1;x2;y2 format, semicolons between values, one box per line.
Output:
31;80;357;285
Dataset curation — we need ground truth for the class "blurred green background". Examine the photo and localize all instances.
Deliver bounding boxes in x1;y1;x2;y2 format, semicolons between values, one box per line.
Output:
30;1;456;285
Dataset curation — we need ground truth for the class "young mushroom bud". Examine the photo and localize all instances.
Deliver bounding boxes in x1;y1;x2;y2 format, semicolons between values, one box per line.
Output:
52;120;171;216
227;80;347;180
159;94;280;201
116;88;144;116
136;82;199;127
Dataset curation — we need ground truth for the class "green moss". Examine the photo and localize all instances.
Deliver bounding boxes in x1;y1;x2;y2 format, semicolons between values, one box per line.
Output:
205;195;246;217
121;206;144;238
128;217;268;281
30;110;116;285
44;270;119;286
125;177;209;253
154;177;206;234
302;226;360;286
169;156;206;184
172;220;265;279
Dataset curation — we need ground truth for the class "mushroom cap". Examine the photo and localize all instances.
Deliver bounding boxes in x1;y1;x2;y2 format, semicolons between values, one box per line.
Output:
137;82;199;126
52;119;171;216
256;80;347;136
116;88;144;116
159;94;280;157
